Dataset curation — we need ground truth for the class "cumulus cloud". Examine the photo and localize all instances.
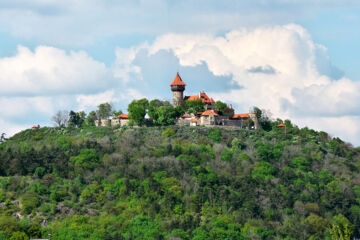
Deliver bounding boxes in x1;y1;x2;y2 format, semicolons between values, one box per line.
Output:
76;89;145;111
0;46;112;96
112;23;360;145
1;22;360;146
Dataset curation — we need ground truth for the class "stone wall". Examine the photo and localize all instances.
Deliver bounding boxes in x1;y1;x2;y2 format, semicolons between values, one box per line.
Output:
172;91;184;106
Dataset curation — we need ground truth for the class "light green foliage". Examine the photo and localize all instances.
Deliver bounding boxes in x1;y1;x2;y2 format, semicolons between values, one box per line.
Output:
221;147;233;162
306;214;329;236
330;214;353;239
9;232;28;240
148;100;179;126
184;99;205;114
0;125;360;239
0;217;21;236
70;148;99;173
111;109;123;118
256;142;283;162
208;129;222;142
252;161;276;181
161;127;175;137
123;215;163;240
156;106;177;125
291;157;311;170
128;98;149;126
34;167;45;178
96;103;112;119
231;137;245;152
20;192;40;214
148;100;170;121
214;100;234;117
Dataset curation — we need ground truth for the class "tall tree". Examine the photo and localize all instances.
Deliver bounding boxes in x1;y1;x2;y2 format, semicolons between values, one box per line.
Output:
148;99;171;123
128;98;149;126
96;103;112;119
214;100;234;117
86;111;98;126
111;109;123;118
184;99;205;114
68;111;86;128
51;110;69;127
0;133;6;143
156;106;177;126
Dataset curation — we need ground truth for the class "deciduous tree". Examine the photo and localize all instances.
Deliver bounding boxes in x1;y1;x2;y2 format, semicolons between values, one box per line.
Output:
128;98;149;126
51;110;69;127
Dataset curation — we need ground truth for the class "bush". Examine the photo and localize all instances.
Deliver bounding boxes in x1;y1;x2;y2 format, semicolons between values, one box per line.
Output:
208;129;222;143
10;232;28;240
20;192;40;214
161;127;175;137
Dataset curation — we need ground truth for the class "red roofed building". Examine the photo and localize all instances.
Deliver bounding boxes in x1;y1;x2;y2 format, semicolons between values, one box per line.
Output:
180;114;192;118
233;113;249;119
117;114;129;119
190;119;198;126
200;110;219;125
105;113;130;127
201;110;219;116
185;91;215;110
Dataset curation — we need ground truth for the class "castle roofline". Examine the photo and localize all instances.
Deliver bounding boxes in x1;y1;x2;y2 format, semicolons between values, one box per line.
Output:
170;72;186;86
201;110;219;116
185;91;215;103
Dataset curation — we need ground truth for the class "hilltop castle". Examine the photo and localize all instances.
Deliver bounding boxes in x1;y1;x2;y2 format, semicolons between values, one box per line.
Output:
95;72;259;128
171;73;259;128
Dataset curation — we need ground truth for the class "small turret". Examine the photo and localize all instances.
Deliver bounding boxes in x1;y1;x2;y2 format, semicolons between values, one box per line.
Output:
170;72;186;106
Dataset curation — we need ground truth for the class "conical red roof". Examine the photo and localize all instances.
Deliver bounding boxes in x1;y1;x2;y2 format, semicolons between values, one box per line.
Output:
170;73;186;86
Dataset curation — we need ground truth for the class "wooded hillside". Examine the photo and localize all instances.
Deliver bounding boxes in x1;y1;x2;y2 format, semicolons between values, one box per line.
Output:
0;123;359;239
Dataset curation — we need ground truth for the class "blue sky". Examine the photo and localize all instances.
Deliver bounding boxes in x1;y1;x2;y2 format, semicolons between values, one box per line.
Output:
1;0;360;145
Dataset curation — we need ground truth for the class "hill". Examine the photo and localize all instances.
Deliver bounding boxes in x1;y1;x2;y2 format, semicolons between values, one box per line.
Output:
0;123;359;239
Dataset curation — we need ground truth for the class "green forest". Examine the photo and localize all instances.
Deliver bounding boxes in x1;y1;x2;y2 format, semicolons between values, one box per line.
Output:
0;121;359;239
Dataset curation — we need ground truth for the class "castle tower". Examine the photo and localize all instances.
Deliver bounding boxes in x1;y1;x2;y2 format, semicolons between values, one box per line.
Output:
170;72;186;106
249;107;260;130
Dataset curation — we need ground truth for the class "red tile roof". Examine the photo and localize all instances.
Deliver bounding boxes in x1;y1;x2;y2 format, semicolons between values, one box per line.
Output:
201;110;219;116
186;92;215;103
170;72;186;86
190;119;198;123
181;114;191;118
277;123;286;127
233;113;249;118
32;125;39;129
187;95;199;101
117;114;129;119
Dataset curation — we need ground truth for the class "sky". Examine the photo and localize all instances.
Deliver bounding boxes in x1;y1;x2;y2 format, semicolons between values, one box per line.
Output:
1;0;360;145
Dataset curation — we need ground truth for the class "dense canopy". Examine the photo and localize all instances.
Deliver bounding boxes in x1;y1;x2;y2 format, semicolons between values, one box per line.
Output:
0;123;359;239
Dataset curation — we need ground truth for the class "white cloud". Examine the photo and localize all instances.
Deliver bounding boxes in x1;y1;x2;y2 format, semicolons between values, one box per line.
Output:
0;0;359;45
0;118;28;137
113;23;360;145
0;45;111;96
76;89;145;111
1;22;360;146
